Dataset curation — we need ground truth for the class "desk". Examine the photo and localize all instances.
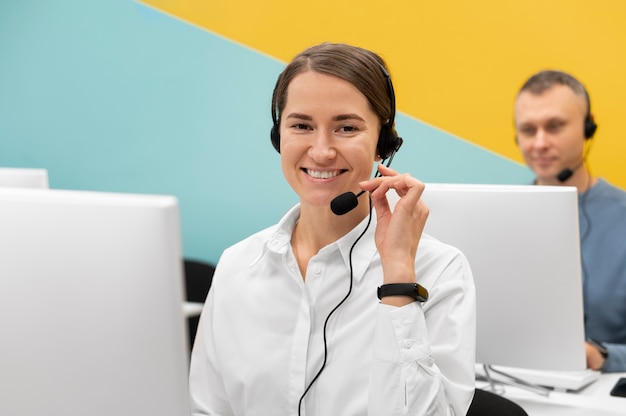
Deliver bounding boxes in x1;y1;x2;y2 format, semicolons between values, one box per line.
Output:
477;371;626;415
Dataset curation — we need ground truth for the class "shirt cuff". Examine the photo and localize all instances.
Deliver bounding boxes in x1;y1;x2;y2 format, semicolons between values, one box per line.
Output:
373;302;430;363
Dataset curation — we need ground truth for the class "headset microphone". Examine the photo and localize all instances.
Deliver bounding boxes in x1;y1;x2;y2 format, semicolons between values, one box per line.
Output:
556;159;585;182
331;190;365;215
556;168;574;182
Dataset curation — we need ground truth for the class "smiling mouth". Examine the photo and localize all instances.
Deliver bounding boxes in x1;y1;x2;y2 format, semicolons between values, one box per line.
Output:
304;169;344;179
533;158;554;166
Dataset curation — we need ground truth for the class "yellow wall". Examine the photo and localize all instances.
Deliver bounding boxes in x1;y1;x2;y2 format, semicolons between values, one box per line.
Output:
143;0;626;188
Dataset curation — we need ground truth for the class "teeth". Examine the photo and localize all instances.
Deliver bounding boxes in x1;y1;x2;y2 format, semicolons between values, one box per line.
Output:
306;169;341;179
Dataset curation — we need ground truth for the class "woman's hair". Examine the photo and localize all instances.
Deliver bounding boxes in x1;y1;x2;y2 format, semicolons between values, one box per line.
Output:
271;42;393;135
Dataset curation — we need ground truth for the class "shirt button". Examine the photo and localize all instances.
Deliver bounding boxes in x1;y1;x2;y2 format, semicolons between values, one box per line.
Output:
314;266;321;274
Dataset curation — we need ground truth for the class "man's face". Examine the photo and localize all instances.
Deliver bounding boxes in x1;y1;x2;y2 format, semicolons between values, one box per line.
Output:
514;84;588;185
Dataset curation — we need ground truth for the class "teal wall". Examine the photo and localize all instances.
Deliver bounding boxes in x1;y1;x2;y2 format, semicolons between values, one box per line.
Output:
0;0;533;264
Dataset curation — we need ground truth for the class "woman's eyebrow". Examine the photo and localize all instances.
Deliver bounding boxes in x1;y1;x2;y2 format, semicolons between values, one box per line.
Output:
285;112;312;121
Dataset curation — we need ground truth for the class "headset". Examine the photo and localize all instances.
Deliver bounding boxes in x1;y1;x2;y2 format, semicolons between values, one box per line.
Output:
583;88;598;140
270;64;403;161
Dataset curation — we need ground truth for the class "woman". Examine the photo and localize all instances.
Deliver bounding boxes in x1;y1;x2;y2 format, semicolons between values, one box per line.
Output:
189;42;476;415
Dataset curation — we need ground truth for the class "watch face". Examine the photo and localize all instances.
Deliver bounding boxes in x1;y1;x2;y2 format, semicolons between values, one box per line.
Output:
415;284;429;302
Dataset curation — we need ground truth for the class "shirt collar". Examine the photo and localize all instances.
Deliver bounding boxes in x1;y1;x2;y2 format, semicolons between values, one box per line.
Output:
256;203;379;283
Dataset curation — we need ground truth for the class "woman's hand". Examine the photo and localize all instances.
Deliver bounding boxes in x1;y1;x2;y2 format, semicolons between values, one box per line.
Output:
359;165;429;289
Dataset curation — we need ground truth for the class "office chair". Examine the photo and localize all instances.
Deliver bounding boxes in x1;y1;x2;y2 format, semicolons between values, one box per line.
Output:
466;388;528;416
183;258;215;352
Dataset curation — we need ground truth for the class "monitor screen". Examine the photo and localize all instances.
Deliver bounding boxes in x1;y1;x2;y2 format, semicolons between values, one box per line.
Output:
398;183;586;371
0;188;190;416
0;167;49;188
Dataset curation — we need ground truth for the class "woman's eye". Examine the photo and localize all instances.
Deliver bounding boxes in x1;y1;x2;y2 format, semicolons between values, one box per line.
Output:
339;125;357;133
292;123;310;131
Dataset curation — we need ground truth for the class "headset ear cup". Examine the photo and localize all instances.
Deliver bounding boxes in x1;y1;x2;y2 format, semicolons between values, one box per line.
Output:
270;125;281;153
377;125;392;159
584;117;598;140
377;124;402;160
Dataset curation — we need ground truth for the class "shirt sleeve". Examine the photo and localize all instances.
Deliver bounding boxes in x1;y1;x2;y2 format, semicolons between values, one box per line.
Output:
368;251;476;416
188;288;235;416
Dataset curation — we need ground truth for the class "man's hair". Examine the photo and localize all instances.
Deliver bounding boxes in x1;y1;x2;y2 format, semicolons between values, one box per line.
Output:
518;70;590;109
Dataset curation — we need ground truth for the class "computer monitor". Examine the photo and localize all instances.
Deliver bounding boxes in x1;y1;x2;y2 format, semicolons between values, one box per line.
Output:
0;167;49;188
412;183;586;371
0;188;191;416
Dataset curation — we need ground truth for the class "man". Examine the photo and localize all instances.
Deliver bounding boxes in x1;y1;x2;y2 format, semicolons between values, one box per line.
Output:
514;70;626;372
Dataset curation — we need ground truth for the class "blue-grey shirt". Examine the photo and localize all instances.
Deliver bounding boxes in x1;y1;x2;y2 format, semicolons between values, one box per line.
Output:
579;178;626;372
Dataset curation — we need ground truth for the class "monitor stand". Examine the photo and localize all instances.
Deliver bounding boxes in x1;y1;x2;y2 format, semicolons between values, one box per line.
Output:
480;364;552;397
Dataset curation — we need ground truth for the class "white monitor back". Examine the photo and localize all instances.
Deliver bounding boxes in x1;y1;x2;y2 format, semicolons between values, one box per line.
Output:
0;188;191;416
418;183;586;371
0;167;49;188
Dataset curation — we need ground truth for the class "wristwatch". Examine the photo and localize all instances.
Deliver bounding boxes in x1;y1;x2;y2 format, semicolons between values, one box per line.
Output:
587;338;609;359
377;283;429;302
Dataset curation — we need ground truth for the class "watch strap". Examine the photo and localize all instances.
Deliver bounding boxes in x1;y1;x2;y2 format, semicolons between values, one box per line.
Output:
587;338;609;359
377;283;429;302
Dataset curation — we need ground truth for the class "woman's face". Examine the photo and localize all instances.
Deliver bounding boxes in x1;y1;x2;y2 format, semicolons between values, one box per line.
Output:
279;70;381;210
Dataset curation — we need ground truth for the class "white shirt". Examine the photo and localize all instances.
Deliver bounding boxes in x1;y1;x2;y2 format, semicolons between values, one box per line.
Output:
189;205;476;415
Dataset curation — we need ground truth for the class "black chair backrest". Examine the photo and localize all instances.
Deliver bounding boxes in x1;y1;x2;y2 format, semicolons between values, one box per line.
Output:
183;259;216;353
184;259;215;302
466;389;528;416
